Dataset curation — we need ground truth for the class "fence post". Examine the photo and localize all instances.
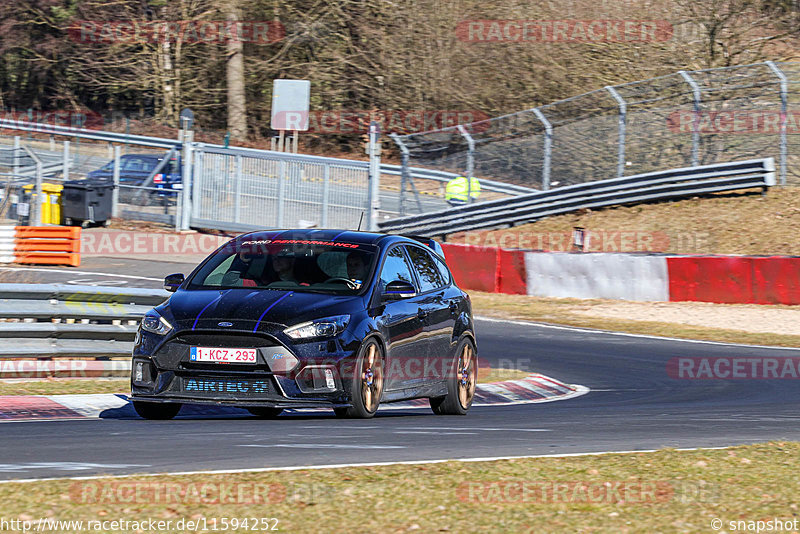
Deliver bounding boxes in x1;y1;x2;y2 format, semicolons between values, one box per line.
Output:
679;70;701;167
322;164;330;227
766;61;788;186
277;160;286;228
605;85;627;178
366;121;381;231
531;108;553;190
457;125;476;203
389;133;411;216
112;145;120;217
22;147;43;226
62;140;70;182
234;154;242;223
179;137;194;231
12;136;20;175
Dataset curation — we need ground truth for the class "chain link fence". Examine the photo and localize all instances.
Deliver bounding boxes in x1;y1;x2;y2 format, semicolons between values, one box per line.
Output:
394;61;800;191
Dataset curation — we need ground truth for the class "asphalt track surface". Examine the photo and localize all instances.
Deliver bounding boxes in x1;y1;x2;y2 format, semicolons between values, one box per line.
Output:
0;263;799;481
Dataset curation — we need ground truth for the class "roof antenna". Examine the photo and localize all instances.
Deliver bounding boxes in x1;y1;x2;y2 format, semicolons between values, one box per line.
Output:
357;211;364;231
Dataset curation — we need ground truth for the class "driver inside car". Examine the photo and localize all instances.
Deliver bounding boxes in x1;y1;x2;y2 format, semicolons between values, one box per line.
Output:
346;250;370;288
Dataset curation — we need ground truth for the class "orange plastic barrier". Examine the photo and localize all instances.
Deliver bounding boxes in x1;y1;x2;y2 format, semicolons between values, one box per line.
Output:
11;226;81;267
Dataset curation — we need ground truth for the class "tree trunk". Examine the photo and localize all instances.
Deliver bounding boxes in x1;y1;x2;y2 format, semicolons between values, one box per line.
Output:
225;2;247;140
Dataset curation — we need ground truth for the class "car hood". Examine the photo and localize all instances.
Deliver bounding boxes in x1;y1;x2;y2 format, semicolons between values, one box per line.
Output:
162;288;362;332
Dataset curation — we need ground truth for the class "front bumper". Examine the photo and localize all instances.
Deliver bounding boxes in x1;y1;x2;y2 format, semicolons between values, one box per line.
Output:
131;328;358;407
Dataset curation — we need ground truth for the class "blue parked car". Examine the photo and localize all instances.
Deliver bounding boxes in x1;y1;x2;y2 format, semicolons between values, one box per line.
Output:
87;153;182;202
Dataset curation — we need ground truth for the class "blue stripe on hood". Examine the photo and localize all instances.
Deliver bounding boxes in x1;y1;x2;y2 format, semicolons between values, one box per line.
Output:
252;291;294;333
191;290;231;331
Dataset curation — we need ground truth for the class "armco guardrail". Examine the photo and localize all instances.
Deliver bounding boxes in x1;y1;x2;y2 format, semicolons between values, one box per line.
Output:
0;284;167;367
379;158;776;236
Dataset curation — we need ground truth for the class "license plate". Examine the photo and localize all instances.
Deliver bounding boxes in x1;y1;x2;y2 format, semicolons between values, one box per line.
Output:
190;346;257;364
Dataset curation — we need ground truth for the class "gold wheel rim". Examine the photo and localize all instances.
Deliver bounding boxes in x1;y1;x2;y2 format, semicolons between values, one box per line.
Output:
361;343;383;413
457;344;476;409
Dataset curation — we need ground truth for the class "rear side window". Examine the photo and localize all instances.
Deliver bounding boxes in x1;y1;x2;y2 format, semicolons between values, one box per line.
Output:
406;245;446;293
379;247;415;291
433;254;452;285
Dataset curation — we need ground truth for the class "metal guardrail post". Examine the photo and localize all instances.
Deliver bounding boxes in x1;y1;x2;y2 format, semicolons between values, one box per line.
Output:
234;154;242;223
277;159;286;227
766;61;788;186
679;70;701;167
605;86;627;178
457;125;476;203
112;145;120;217
322;164;330;227
62;140;70;181
531;108;553;190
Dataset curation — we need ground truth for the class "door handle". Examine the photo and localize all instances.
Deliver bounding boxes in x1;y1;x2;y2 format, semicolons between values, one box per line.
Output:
417;309;429;319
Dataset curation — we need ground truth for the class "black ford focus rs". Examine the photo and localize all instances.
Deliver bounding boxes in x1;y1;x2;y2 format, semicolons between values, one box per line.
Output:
131;230;477;419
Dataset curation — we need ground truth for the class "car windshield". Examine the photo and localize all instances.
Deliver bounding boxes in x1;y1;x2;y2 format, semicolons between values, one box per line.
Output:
187;239;377;294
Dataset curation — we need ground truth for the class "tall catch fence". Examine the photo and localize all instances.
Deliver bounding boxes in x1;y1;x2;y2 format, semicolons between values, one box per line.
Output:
394;61;800;193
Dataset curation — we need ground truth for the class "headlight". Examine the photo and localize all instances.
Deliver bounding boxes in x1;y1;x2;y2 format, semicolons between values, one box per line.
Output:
284;315;350;340
141;312;173;336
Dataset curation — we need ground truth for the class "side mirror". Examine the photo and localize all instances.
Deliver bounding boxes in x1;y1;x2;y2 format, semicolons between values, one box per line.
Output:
164;273;185;292
383;279;416;300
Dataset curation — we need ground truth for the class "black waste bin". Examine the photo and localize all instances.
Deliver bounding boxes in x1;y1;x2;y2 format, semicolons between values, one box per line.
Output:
62;179;115;226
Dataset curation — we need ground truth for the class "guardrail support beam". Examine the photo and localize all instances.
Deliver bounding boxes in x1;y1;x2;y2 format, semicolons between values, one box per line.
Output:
531;108;553;191
679;70;702;167
605;86;627;179
766;61;788;186
457;125;477;203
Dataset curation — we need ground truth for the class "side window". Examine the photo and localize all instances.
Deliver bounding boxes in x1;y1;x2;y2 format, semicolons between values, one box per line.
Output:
379;247;415;290
433;254;452;285
406;245;446;293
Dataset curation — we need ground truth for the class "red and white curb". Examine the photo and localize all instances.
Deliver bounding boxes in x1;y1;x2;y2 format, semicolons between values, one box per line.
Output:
0;374;588;422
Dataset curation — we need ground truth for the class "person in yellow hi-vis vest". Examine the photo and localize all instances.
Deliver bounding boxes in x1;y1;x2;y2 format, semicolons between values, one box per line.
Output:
445;175;481;206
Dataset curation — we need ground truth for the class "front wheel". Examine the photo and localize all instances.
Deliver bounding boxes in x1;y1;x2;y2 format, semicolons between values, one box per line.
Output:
338;339;384;419
133;400;182;420
430;338;477;415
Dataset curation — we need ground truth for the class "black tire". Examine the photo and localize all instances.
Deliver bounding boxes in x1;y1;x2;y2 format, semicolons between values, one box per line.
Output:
339;338;384;419
247;407;283;418
133;400;181;420
430;337;477;416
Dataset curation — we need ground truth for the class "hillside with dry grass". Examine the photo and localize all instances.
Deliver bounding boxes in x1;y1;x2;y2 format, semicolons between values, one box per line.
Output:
447;187;800;255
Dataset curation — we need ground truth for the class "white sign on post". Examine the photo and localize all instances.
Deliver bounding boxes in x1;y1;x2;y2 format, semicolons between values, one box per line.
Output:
270;80;310;131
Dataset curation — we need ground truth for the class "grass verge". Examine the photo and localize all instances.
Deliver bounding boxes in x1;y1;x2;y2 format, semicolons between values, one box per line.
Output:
0;442;796;533
471;292;800;347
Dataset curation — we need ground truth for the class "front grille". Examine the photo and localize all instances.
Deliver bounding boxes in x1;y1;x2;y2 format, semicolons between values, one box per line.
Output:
171;332;276;348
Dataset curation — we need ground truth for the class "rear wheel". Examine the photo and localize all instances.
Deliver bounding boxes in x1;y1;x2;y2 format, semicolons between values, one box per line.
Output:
133;400;182;420
430;338;477;415
247;407;283;418
338;339;384;419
